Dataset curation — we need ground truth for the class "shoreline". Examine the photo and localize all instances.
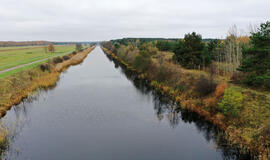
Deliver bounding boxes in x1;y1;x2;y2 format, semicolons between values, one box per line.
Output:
101;46;269;159
0;46;95;118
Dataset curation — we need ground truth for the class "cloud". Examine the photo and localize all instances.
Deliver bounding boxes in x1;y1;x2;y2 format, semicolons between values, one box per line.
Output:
0;0;269;41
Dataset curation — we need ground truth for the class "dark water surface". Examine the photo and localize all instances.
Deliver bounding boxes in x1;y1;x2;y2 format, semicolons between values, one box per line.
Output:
1;46;250;160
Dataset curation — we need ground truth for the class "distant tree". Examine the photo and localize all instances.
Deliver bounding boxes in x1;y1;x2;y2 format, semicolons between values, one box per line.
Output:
76;44;83;51
207;39;221;60
102;41;114;51
173;32;211;69
238;21;270;89
156;40;177;52
139;42;158;56
113;43;120;53
48;44;55;53
156;41;170;51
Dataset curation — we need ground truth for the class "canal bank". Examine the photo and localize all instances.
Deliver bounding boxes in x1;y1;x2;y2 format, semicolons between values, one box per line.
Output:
1;46;251;160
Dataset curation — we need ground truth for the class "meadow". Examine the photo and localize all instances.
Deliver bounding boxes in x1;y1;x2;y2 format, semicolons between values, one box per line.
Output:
0;45;75;73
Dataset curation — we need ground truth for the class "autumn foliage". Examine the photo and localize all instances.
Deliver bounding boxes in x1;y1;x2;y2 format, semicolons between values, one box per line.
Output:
215;83;228;98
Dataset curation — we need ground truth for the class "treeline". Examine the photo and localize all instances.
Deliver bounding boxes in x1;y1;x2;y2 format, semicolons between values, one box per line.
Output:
0;41;51;47
53;42;97;45
0;41;97;47
111;38;178;46
104;21;270;90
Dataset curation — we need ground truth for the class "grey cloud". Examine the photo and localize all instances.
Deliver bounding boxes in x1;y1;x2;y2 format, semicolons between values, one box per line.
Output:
0;0;269;41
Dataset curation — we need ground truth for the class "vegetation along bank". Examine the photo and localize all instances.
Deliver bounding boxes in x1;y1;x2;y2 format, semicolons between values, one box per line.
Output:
102;21;270;159
0;45;96;119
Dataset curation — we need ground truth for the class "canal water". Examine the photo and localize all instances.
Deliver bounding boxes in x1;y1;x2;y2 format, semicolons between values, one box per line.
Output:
1;46;249;160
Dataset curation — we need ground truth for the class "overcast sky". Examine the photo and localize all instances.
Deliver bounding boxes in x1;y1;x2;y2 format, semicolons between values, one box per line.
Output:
0;0;269;41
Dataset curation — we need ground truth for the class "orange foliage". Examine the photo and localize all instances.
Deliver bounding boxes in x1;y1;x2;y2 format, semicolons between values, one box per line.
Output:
215;83;228;98
237;36;250;44
205;97;217;108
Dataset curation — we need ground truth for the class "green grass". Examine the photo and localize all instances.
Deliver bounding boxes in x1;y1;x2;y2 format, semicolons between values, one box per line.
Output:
0;45;75;72
0;46;43;51
0;60;47;79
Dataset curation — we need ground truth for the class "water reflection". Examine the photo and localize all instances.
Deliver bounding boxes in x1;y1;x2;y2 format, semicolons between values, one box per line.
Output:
107;54;253;160
0;90;49;159
0;50;255;160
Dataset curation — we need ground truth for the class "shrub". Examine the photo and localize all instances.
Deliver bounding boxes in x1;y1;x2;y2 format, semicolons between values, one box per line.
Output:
117;45;128;60
194;76;217;97
62;56;70;61
53;57;63;64
40;63;50;72
231;72;244;83
215;83;228;98
218;87;243;117
259;125;270;147
72;51;77;55
133;55;151;72
175;82;185;93
204;97;218;113
155;65;172;83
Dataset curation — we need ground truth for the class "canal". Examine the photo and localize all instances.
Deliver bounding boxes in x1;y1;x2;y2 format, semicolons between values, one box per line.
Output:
1;46;249;160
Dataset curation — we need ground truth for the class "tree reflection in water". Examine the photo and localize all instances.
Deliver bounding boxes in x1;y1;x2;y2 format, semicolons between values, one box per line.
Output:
0;87;57;159
0;54;255;160
108;54;253;160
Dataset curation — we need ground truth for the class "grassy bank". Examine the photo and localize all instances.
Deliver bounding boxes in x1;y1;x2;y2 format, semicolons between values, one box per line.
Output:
101;46;270;159
0;46;95;118
0;45;75;72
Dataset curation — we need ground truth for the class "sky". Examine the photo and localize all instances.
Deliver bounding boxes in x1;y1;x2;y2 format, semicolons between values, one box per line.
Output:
0;0;269;41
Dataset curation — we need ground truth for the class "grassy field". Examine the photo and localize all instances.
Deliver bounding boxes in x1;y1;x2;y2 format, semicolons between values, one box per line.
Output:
0;45;75;72
0;45;45;51
0;60;46;79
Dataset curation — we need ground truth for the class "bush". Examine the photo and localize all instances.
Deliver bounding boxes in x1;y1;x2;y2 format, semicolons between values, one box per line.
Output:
259;125;270;147
133;55;151;72
155;64;175;83
194;76;217;97
215;83;228;98
204;97;218;113
53;57;63;64
72;51;77;55
231;72;244;83
62;56;70;60
242;72;270;90
40;63;50;72
175;82;185;93
218;87;243;117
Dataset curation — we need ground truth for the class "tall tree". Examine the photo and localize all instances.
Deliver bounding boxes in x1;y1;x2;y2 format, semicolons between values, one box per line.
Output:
238;21;270;89
173;32;211;69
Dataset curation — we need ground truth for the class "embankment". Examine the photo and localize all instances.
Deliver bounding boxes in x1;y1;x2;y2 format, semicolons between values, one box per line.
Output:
0;46;95;118
101;47;270;160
